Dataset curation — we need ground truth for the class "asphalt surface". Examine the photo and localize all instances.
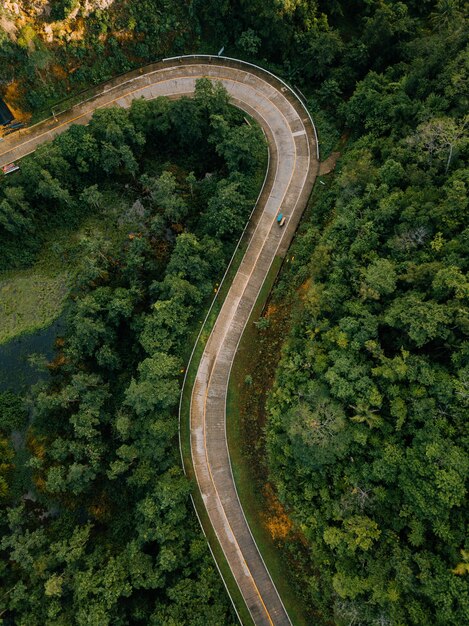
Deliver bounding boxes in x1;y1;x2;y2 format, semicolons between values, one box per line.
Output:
0;57;318;625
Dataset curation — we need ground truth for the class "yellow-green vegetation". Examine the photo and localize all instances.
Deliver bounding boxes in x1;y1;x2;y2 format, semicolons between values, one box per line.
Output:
0;268;69;344
0;211;125;345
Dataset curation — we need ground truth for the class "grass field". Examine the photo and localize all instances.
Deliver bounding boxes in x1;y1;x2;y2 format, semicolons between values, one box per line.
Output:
0;193;129;345
0;268;69;345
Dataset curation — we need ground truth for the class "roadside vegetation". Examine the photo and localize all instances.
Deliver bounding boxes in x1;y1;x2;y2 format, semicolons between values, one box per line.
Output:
265;16;469;626
1;1;468;625
0;79;267;625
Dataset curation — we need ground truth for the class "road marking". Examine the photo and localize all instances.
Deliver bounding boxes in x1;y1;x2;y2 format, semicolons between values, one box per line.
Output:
207;122;311;626
195;93;290;626
292;129;306;137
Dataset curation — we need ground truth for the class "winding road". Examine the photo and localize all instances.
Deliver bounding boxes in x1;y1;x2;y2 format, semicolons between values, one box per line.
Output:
0;57;318;625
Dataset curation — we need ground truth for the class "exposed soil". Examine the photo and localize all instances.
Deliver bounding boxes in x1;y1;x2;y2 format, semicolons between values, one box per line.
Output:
3;81;31;123
319;151;341;175
231;273;317;617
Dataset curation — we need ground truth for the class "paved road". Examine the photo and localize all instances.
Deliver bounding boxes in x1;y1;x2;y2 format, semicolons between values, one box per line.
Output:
0;57;318;625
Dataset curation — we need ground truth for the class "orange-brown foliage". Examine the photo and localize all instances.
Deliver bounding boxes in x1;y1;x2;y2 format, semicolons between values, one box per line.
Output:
262;483;294;541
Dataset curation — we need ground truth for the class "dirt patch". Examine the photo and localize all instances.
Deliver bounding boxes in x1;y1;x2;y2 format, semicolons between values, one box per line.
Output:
0;15;18;39
319;151;341;176
3;81;31;124
51;64;68;80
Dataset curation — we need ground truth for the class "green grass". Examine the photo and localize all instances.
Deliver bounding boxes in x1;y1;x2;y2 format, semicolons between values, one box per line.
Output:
303;98;341;161
0;193;130;345
226;255;313;626
0;268;69;344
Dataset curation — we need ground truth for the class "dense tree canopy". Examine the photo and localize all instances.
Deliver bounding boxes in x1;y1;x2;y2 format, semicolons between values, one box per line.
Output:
0;79;266;625
1;0;465;116
1;1;468;624
266;13;468;625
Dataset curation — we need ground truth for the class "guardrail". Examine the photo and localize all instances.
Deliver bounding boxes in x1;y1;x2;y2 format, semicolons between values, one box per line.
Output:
28;55;319;162
3;58;319;623
173;56;318;625
163;55;320;160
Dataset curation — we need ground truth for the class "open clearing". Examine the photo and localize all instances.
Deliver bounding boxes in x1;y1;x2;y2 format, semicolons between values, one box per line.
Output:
0;268;69;344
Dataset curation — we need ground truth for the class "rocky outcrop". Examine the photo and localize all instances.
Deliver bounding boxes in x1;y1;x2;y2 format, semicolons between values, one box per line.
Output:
1;0;116;44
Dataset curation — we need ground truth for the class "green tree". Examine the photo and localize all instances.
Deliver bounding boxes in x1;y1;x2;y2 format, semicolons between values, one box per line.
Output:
125;353;180;415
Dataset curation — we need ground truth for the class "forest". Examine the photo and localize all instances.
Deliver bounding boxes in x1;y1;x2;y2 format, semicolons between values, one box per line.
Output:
0;79;265;624
1;1;468;625
265;5;469;626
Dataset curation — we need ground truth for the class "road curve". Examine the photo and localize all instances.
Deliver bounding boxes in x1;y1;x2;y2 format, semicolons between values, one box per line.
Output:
0;57;318;625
